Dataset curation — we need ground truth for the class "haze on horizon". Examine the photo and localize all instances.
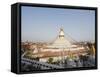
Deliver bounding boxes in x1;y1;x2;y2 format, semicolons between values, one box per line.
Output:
21;6;95;43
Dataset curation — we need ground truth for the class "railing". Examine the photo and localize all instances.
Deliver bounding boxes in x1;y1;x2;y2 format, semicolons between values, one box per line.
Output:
21;57;64;69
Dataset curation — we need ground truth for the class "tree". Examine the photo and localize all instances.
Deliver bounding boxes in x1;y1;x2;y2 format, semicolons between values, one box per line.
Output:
47;58;53;64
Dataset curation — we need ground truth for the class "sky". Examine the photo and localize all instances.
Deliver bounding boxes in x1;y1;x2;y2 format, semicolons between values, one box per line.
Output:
21;6;95;42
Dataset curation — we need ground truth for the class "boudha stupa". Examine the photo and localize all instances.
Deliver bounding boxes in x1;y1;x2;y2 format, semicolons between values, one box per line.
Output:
32;27;87;62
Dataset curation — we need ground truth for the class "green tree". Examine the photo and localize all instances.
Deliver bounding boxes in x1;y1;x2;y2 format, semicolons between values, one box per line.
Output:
47;58;53;64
